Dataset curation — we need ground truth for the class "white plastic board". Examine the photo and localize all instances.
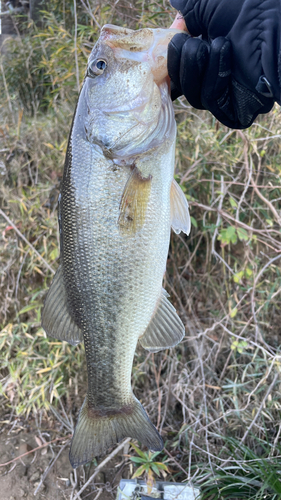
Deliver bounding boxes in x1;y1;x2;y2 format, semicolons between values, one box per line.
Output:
116;479;200;500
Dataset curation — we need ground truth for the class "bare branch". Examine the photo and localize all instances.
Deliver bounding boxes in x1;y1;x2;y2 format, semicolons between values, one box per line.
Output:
73;438;131;500
0;208;55;275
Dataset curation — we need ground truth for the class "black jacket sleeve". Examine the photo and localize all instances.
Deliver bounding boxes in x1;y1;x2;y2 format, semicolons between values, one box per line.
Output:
168;0;281;129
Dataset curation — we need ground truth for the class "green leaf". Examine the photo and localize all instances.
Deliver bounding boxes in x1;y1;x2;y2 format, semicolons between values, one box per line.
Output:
245;267;253;278
230;308;238;318
49;247;59;261
218;226;237;245
151;463;161;477
129;457;146;464
154;462;169;471
237;228;248;241
18;302;40;315
190;216;198;228
233;271;244;283
130;443;148;460
229;197;238;208
132;464;147;479
150;451;161;461
226;226;237;244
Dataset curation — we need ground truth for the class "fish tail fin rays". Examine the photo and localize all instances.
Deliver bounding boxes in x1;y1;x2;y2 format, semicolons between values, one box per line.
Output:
139;288;185;353
41;265;83;346
69;395;163;468
170;179;191;236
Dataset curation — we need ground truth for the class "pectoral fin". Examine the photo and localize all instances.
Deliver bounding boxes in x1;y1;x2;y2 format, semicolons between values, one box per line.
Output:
41;266;83;346
118;166;152;235
170;179;191;235
139;289;185;353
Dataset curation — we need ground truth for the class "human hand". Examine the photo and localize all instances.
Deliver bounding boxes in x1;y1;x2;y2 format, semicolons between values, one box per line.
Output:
168;0;280;128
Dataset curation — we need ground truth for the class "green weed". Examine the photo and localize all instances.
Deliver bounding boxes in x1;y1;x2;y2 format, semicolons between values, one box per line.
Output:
197;436;281;499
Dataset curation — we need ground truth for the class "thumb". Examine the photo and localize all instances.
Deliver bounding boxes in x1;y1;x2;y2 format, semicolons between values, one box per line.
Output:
169;12;189;31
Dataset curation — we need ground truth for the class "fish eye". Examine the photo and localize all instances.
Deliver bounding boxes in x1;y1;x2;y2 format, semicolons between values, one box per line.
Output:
96;60;107;71
87;59;107;78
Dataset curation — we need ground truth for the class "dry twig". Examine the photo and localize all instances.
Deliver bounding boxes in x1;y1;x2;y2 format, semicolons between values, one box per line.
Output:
73;438;131;500
0;208;55;274
0;435;72;467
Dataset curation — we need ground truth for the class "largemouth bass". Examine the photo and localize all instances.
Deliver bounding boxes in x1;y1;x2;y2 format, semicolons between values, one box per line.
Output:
42;24;190;469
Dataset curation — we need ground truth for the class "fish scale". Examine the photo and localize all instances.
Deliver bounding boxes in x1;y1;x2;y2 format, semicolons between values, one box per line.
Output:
42;24;191;468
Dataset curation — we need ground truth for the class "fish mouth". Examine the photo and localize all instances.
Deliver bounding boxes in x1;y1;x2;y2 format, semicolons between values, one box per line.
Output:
101;24;185;84
100;24;134;37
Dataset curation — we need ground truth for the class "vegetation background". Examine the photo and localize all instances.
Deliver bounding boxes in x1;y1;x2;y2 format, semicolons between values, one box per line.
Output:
0;1;281;499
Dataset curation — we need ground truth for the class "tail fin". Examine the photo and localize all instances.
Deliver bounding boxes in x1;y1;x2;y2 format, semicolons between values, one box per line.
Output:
69;395;163;468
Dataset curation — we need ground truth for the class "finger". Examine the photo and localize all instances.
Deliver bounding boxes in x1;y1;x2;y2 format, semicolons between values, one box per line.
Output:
170;81;182;101
201;37;234;125
168;33;190;100
170;0;204;37
202;38;231;103
179;36;209;109
201;37;239;127
169;12;189;32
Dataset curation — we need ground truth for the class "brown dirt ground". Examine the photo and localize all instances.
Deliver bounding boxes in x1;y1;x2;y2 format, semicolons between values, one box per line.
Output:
0;415;131;500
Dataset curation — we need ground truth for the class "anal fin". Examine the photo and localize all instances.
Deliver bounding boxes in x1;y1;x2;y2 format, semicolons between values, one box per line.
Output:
171;179;191;235
41;265;83;346
139;289;185;353
118;166;152;235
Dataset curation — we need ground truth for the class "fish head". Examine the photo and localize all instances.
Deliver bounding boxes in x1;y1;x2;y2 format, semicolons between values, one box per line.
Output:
98;24;179;85
82;25;183;158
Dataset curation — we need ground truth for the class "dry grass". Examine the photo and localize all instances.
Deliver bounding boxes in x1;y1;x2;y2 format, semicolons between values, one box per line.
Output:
0;1;281;498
